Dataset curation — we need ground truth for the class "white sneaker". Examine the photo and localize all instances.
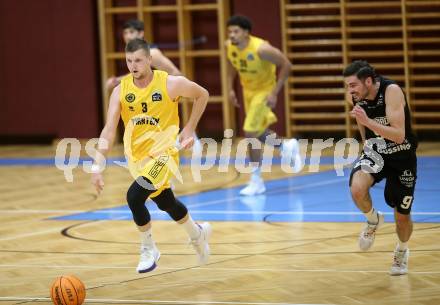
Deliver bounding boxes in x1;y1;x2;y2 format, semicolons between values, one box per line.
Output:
190;222;211;265
390;247;409;276
281;138;303;172
239;176;266;196
359;212;384;251
136;245;161;273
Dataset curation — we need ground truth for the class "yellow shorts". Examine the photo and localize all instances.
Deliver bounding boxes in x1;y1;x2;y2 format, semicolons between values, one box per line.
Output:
128;150;179;198
243;88;277;136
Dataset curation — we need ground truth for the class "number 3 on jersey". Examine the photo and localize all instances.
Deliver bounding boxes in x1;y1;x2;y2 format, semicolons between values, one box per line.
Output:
141;102;148;113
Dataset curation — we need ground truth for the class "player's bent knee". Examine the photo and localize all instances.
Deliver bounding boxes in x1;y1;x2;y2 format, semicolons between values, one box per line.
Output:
166;200;188;221
152;188;188;221
126;187;141;207
350;182;368;202
127;177;155;206
126;177;155;226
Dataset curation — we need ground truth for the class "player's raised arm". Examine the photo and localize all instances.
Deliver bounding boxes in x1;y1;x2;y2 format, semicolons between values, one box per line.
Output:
150;48;183;76
377;85;406;143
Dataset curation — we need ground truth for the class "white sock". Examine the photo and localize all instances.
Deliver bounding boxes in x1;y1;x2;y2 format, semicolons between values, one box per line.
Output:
364;208;379;224
397;241;408;251
140;228;155;247
180;214;201;240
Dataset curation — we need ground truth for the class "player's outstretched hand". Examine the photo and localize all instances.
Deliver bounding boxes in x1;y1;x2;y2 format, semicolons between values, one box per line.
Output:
91;173;104;195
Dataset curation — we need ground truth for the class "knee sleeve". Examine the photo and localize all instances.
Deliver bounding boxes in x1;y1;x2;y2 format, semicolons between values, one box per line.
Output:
126;176;155;226
152;188;188;221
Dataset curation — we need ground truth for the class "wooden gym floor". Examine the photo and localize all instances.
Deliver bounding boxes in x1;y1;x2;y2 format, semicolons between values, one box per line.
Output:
0;142;439;305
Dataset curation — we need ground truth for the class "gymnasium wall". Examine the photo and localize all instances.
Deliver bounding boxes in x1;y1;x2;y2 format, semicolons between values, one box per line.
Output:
0;0;101;141
0;0;284;141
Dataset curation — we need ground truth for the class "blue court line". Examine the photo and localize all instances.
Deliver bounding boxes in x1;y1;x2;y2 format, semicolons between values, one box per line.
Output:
2;155;439;166
51;157;440;223
0;156;340;166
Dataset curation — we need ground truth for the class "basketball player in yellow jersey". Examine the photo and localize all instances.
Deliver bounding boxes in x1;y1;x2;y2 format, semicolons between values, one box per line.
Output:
226;15;302;196
91;39;211;273
106;19;202;155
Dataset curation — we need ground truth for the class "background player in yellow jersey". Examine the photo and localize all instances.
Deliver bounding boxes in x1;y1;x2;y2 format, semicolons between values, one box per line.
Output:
106;19;182;89
91;39;211;273
226;15;301;196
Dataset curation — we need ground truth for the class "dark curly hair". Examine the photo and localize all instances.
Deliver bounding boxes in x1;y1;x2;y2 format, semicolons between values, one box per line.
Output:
343;60;376;82
227;15;252;32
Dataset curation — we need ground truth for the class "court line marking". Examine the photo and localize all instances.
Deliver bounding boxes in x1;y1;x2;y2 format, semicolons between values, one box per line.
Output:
0;227;63;242
0;297;333;305
186;211;440;215
0;177;439;219
3;176;438;218
0;264;438;274
2;210;440;216
0;178;345;215
2;174;438;218
0;209;85;214
185;177;346;209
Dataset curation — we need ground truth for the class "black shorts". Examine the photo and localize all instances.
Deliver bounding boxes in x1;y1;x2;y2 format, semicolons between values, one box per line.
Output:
349;151;417;215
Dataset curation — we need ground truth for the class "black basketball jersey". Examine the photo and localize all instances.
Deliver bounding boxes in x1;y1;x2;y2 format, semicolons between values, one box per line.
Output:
354;75;417;160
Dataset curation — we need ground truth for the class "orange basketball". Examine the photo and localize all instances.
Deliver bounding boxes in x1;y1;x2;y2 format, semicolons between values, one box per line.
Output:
50;275;86;305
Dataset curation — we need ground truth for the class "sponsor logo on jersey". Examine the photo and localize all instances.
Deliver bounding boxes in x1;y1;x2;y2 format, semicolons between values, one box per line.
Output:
131;116;160;126
377;142;411;154
377;94;384;106
129;106;135;111
148;155;169;179
247;53;255;61
152;91;162;102
399;169;415;188
125;93;136;103
374;116;389;126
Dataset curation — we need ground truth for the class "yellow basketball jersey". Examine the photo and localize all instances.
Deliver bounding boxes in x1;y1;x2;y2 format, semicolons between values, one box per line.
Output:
227;35;276;91
119;70;179;162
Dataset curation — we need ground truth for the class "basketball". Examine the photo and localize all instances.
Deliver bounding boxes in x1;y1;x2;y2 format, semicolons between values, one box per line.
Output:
50;275;86;305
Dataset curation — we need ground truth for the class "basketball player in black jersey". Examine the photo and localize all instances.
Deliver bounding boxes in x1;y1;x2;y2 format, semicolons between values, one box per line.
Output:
344;60;417;275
